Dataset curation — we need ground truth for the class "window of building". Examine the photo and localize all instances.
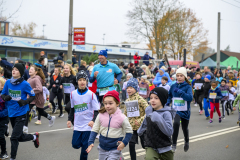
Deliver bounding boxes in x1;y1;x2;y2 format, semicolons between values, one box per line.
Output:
0;50;5;58
7;50;20;58
47;52;58;60
1;23;5;35
21;51;33;63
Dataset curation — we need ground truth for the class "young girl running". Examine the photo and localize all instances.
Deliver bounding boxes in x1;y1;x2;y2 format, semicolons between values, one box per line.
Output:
25;65;55;129
166;67;193;152
48;66;63;116
208;81;222;123
1;63;39;160
87;90;133;159
67;70;99;160
233;93;240;126
60;64;77;115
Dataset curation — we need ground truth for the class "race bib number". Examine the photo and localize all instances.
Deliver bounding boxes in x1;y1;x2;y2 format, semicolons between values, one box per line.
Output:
88;82;93;87
74;103;88;115
221;90;228;96
195;83;203;89
209;93;217;99
172;98;187;111
99;87;109;96
63;83;75;94
125;100;140;117
139;88;147;95
9;89;21;101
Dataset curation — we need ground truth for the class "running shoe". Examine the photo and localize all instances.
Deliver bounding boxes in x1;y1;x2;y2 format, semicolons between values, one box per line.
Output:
206;116;210;120
231;111;234;114
0;151;9;159
222;116;225;119
4;124;9;137
23;126;28;134
199;110;203;115
172;145;176;152
219;117;222;123
58;114;64;118
33;132;40;148
52;107;56;114
184;142;189;152
209;120;213;123
194;104;197;107
29;113;33;122
49;116;56;127
35;120;41;125
54;106;58;113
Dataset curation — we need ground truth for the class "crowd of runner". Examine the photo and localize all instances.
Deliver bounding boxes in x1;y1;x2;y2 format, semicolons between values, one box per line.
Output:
0;49;239;160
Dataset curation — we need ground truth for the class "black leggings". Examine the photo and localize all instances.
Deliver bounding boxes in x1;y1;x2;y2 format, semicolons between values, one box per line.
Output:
64;94;70;114
129;130;145;160
49;91;63;114
172;114;189;145
25;104;50;126
38;105;51;121
195;93;204;110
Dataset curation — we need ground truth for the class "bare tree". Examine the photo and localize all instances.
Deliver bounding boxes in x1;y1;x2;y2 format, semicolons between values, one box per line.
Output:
0;0;23;21
126;0;178;59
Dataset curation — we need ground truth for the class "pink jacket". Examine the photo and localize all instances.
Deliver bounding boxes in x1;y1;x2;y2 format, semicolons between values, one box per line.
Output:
139;82;150;99
27;75;45;108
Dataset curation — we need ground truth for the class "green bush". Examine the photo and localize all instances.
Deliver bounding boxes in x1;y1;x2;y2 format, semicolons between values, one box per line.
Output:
82;53;99;64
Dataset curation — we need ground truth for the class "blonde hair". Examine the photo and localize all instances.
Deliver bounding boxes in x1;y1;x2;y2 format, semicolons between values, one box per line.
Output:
0;66;4;75
0;77;5;87
64;64;76;76
81;60;86;66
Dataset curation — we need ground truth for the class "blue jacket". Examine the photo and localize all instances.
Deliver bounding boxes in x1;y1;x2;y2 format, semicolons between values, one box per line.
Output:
216;77;223;87
208;87;222;103
143;54;154;65
167;81;193;120
153;69;172;86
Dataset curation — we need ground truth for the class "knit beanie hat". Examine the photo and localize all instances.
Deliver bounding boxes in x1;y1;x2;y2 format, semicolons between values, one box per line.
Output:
150;87;169;107
176;67;187;79
127;78;138;92
205;75;211;80
66;59;72;64
98;49;108;58
76;70;88;82
13;63;25;77
103;90;120;103
127;73;133;78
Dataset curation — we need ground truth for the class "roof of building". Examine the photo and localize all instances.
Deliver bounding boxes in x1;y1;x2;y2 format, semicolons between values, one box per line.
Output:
202;50;240;62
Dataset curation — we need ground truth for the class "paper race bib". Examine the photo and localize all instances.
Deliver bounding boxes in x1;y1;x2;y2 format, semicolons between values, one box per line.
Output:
74;103;88;115
125;100;140;117
195;83;203;89
209;93;217;99
88;82;93;87
172;98;187;111
221;90;228;96
139;88;147;95
63;83;75;94
99;87;109;96
9;89;21;101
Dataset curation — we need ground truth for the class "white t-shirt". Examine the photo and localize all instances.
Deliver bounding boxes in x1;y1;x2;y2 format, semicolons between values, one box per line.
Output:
159;84;170;92
229;87;236;100
43;86;49;102
70;89;100;131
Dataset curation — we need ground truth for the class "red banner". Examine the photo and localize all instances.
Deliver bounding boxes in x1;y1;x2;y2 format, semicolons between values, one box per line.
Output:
73;28;85;45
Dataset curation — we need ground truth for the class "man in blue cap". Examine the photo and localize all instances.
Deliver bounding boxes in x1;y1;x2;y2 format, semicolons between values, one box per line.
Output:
89;49;122;104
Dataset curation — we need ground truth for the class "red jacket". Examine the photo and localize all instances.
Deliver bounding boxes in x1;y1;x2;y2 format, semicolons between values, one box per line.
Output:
89;80;97;93
133;55;141;64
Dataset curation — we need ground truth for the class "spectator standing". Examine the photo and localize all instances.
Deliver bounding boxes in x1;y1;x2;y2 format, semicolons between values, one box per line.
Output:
72;53;78;67
58;52;64;61
133;52;141;66
143;52;154;66
40;51;48;67
202;66;215;80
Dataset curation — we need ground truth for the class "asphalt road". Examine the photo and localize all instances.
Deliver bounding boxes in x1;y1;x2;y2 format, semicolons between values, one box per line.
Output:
5;104;240;160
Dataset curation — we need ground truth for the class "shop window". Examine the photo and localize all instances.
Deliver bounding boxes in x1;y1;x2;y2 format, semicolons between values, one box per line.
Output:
0;50;5;58
7;51;20;58
21;51;33;63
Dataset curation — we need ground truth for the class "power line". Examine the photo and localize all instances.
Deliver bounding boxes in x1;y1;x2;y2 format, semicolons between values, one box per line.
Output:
232;0;240;4
220;0;240;9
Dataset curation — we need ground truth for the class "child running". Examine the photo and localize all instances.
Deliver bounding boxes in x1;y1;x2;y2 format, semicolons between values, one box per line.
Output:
202;75;212;120
86;90;133;159
0;77;9;159
124;77;148;160
208;81;223;123
227;81;236;115
166;67;193;152
67;70;99;160
233;93;240;126
139;75;150;100
138;87;176;160
1;63;39;160
159;76;170;92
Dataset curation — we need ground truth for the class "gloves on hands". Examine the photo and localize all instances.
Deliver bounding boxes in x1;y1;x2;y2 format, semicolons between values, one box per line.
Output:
2;95;12;102
174;88;179;93
17;99;27;107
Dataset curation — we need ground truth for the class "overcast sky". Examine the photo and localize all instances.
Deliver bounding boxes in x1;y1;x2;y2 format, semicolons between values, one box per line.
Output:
3;0;240;52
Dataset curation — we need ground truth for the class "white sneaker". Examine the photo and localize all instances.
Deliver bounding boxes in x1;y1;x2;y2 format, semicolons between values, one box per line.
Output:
194;104;198;107
54;107;58;114
23;126;28;134
49;116;56;127
59;114;64;118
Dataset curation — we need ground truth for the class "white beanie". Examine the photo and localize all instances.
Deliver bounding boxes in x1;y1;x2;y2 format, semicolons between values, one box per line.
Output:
127;73;133;78
141;75;147;80
172;74;176;79
141;65;147;69
176;67;187;78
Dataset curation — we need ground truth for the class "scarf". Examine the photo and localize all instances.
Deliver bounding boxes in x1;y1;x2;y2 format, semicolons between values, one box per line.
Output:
10;77;24;85
211;87;216;91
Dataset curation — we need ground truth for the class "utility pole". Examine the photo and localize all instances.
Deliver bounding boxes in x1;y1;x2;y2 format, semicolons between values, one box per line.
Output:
42;24;46;38
103;33;105;45
67;0;73;60
217;12;221;69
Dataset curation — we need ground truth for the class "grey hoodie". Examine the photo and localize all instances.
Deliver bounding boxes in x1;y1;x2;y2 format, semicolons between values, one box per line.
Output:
138;105;176;154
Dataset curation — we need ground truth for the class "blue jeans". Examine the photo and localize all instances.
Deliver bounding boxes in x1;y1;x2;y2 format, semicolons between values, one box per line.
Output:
203;98;210;117
72;131;91;160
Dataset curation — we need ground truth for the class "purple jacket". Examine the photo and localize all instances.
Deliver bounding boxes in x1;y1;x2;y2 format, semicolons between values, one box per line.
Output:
219;85;234;101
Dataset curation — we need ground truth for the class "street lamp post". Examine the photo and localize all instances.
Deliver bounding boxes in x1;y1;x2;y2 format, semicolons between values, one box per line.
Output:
67;0;74;60
42;24;46;38
103;33;105;45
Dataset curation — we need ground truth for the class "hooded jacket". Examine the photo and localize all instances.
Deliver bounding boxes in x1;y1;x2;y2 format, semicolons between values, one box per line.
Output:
143;54;154;66
219;85;234;101
124;92;148;130
27;75;45;108
138;106;176;154
133;55;141;64
153;69;172;86
208;87;222;103
167;81;193;120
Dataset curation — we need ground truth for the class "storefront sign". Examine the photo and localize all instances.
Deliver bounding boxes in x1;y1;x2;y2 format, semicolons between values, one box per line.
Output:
74;28;85;45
